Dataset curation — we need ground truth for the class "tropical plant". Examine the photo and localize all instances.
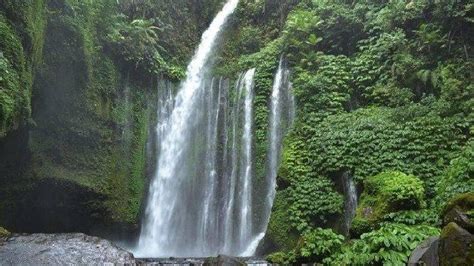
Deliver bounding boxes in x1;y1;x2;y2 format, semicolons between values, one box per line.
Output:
328;223;440;265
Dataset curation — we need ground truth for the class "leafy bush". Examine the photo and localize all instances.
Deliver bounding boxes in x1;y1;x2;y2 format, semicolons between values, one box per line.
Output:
106;16;184;79
288;176;343;232
368;171;425;211
0;226;10;238
266;250;297;265
292;53;352;116
328;223;440;265
352;171;425;236
299;228;344;260
289;105;462;194
283;8;320;58
382;209;440;227
436;141;474;206
267;228;344;264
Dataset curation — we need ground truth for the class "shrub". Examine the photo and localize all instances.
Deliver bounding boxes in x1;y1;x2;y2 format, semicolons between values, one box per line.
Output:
353;171;425;235
0;226;10;238
266;250;297;265
299;228;344;261
436;141;474;206
382;209;440;227
267;228;345;264
288;176;343;232
365;171;425;213
328;223;440;265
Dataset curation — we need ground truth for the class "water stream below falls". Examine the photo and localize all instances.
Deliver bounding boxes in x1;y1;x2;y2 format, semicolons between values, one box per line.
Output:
134;0;294;258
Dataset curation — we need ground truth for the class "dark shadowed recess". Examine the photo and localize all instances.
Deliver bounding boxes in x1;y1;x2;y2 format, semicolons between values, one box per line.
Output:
3;178;107;234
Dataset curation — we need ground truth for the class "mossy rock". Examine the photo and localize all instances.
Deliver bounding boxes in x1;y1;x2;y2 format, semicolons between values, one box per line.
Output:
0;226;10;238
441;193;474;233
442;193;474;218
0;15;29;136
265;190;299;252
439;222;474;266
352;171;425;235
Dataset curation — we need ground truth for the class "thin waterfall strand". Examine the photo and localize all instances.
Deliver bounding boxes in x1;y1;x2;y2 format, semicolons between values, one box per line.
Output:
248;57;295;255
237;69;256;252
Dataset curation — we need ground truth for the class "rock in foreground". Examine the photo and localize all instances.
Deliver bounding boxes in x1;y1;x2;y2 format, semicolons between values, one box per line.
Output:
0;233;135;264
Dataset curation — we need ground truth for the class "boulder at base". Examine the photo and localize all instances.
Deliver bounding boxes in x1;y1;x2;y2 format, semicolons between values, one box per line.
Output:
408;236;439;266
439;222;474;266
0;233;135;264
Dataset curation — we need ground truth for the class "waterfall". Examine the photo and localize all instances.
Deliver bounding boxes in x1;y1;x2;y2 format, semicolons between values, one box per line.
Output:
135;1;295;257
342;172;358;236
255;57;295;250
238;69;256;250
135;0;240;257
267;58;294;211
221;69;257;255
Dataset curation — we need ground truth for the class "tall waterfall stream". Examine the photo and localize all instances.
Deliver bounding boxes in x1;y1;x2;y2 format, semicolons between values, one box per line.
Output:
135;0;294;258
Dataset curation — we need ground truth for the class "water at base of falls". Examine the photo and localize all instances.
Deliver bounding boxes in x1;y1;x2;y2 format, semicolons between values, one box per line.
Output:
137;257;271;266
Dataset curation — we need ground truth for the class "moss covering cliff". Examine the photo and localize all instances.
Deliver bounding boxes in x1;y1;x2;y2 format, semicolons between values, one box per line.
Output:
0;0;223;233
0;0;144;232
0;0;46;137
0;0;251;234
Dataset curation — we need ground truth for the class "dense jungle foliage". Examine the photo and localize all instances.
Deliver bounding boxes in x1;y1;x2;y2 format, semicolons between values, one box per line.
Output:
0;0;473;264
218;0;473;264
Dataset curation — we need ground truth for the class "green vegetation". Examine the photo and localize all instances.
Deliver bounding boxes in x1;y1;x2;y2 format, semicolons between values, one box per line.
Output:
0;15;30;136
0;226;10;238
268;228;344;264
0;0;473;263
0;0;46;136
216;0;473;264
288;176;343;232
351;171;426;236
329;224;440;265
0;0;224;228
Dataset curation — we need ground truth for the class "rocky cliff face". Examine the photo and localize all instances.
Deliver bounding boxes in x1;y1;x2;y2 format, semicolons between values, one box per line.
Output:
0;1;154;236
0;0;222;236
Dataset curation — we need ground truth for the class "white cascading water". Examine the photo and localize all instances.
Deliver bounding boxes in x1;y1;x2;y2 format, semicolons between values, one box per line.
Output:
254;57;295;248
238;69;256;249
135;0;295;257
135;0;240;257
239;57;295;257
